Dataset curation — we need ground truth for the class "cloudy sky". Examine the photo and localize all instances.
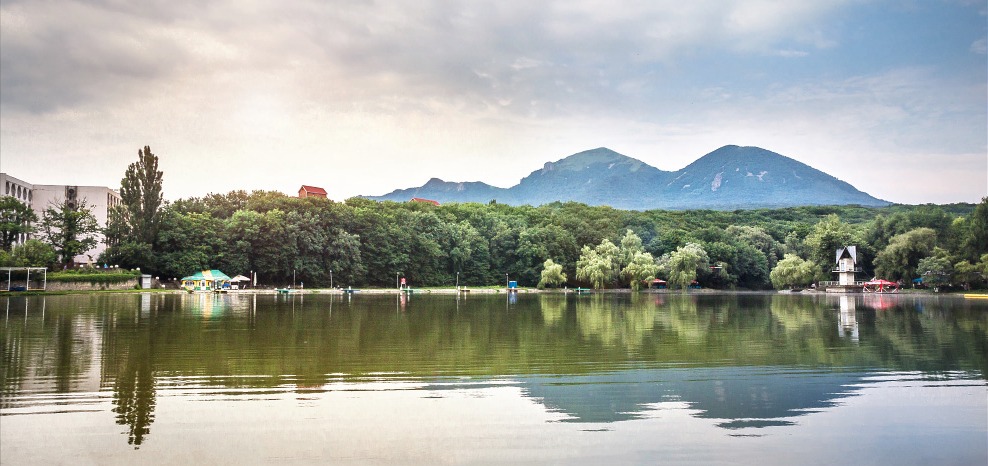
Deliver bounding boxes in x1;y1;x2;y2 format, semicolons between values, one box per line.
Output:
1;0;985;204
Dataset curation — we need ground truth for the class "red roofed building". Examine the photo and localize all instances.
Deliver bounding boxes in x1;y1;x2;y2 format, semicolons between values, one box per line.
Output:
411;197;440;206
298;185;327;199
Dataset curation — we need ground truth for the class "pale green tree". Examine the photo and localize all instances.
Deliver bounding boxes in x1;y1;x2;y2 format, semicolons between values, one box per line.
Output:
667;243;709;290
538;259;567;288
621;251;658;290
769;254;817;290
576;239;621;289
619;229;644;267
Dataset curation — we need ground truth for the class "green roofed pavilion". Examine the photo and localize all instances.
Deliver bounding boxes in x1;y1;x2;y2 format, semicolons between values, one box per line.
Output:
181;270;231;292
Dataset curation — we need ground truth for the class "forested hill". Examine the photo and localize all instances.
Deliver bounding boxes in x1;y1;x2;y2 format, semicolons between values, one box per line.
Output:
364;145;890;210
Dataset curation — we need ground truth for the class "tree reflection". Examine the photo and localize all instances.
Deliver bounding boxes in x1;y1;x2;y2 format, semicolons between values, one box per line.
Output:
106;299;157;448
3;292;986;440
111;340;155;448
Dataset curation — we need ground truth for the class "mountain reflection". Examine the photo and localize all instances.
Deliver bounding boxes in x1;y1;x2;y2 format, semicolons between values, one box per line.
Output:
2;292;986;446
518;367;867;427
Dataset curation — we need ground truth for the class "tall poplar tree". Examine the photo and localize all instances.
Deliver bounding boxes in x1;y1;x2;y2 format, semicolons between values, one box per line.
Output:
102;146;164;270
121;145;164;244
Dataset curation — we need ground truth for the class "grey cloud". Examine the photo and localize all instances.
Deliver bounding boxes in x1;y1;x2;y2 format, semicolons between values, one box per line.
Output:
1;0;850;118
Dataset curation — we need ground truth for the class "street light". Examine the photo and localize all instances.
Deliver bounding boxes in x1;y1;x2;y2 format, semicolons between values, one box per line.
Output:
330;269;333;289
456;272;459;290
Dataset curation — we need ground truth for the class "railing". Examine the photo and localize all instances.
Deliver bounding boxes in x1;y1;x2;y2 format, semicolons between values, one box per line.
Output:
831;267;863;273
819;281;866;287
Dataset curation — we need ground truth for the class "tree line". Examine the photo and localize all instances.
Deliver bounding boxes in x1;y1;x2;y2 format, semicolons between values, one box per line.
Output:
1;147;986;290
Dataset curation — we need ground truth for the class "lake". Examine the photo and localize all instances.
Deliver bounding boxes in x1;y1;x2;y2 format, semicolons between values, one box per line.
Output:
1;292;985;465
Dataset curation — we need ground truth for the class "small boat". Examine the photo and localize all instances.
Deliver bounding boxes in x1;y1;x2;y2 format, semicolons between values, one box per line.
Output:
573;287;592;294
275;288;292;294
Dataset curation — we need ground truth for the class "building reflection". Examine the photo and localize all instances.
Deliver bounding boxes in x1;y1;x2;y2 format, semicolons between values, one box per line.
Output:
838;295;859;342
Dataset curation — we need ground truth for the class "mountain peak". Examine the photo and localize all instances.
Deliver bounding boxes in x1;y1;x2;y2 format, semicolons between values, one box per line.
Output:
364;145;889;210
549;147;646;173
424;177;447;186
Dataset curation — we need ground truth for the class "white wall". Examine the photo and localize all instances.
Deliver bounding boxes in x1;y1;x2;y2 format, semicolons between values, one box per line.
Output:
2;173;120;265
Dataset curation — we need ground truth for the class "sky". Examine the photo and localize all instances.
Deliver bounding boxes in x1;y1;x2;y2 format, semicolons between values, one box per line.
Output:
1;0;986;205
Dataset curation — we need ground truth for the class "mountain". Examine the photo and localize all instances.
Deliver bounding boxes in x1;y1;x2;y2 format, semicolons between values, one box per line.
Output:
364;145;889;210
658;145;887;209
511;148;670;208
370;177;510;204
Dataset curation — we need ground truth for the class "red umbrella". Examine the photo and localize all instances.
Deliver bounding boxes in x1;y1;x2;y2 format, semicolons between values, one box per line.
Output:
863;279;899;293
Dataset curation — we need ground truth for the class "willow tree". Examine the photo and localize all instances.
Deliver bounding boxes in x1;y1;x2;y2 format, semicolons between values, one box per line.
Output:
538;259;567;288
621;251;658;291
769;254;816;290
576;239;620;289
666;243;709;290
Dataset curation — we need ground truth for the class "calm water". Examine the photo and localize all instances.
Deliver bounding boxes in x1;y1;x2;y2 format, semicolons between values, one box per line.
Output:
1;292;985;465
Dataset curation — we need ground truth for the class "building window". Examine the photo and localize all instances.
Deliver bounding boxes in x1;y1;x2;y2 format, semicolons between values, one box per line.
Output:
4;181;8;194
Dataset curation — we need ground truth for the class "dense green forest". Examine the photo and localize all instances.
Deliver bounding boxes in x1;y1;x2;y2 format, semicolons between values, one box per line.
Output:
2;146;985;290
2;186;985;290
83;190;983;290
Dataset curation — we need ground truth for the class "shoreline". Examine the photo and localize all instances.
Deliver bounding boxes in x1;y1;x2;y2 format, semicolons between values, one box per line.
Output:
2;287;973;297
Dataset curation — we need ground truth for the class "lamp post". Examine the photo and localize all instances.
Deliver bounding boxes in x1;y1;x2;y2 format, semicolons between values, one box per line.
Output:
456;271;459;290
330;269;333;289
505;273;508;289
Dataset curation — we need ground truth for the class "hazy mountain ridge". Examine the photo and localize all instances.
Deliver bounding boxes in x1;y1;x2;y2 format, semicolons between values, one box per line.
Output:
364;145;889;210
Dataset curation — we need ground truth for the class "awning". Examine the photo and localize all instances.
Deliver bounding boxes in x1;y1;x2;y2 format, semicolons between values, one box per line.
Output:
181;270;231;281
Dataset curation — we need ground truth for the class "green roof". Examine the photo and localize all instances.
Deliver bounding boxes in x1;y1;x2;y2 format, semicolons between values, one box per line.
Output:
181;270;231;281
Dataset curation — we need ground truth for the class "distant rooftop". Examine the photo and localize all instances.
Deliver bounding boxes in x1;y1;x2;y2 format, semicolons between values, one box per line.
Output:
299;185;327;198
411;197;440;206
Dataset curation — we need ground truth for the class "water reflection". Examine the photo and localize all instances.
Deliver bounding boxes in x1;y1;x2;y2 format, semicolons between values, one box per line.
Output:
1;292;985;450
838;295;858;341
520;367;869;428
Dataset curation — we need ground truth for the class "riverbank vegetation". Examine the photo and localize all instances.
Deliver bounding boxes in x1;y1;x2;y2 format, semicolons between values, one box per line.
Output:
91;191;985;291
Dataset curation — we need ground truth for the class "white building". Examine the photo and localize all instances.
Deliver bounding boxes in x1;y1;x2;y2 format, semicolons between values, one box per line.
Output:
1;173;34;246
1;172;121;265
833;246;861;286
